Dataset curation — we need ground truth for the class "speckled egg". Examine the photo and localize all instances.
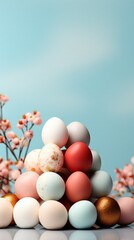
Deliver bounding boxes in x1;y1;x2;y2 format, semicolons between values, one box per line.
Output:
24;149;42;175
69;200;97;229
66;121;90;147
38;143;64;172
90;170;113;198
13;197;40;228
39;200;68;229
36;172;65;201
42;117;68;148
0;198;13;228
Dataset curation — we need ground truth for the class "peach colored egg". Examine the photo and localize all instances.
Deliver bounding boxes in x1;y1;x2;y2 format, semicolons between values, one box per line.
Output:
65;171;92;203
117;197;134;225
14;171;39;199
24;149;42;175
39;200;68;229
38;143;64;172
0;198;13;228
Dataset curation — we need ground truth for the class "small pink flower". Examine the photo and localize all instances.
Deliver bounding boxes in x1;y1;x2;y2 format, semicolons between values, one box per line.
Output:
16;160;24;170
24;130;33;139
19;138;28;148
25;112;33;122
33;117;42;125
1;169;8;177
7;131;16;139
12;137;20;145
2;185;10;193
17;119;25;129
9;169;20;180
0;94;9;103
33;111;41;117
0;135;5;143
0;119;11;131
126;178;134;186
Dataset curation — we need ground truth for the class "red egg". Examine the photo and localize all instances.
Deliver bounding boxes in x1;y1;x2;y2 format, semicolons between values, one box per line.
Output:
65;171;92;203
65;142;92;173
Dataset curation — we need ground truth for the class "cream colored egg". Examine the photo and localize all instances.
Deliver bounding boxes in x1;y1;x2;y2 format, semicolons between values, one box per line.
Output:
42;117;68;148
39;200;68;229
24;149;42;175
13;197;40;228
0;198;13;228
38;143;64;172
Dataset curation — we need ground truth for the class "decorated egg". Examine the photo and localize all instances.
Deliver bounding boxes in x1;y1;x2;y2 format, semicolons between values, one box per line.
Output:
24;149;42;175
94;196;121;227
65;171;92;202
65;142;92;173
69;200;97;229
38;143;64;172
42;117;68;148
36;172;65;201
66;121;90;147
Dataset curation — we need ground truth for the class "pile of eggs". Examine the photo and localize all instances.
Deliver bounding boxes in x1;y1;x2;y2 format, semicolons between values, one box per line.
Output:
1;117;134;229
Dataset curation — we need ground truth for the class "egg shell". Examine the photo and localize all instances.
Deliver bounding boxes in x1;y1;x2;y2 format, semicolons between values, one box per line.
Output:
36;172;65;201
14;171;39;199
0;198;13;228
65;142;92;173
117;197;134;225
90;170;113;198
13;197;40;228
69;200;97;229
90;150;101;172
94;196;121;227
42;117;68;148
38;143;64;172
2;193;19;225
39;200;68;229
24;149;42;175
66;121;90;147
65;171;92;203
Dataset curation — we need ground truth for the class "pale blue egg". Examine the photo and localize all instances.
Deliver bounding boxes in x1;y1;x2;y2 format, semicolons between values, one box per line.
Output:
69;200;97;229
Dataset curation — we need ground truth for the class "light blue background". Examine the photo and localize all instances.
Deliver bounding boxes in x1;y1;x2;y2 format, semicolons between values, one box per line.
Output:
1;0;134;180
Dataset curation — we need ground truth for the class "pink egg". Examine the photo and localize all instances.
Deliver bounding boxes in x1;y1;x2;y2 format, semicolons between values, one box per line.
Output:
14;171;39;199
117;197;134;225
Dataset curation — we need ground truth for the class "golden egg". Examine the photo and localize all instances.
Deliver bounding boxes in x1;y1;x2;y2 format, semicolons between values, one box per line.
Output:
94;196;121;227
3;193;19;225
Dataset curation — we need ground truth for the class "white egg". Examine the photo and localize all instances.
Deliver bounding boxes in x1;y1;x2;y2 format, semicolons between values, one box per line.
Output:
39;200;68;229
0;198;13;228
90;150;101;171
38;143;64;172
90;170;113;198
36;172;65;201
24;149;42;175
42;117;68;148
66;121;90;147
13;197;40;228
69;200;97;229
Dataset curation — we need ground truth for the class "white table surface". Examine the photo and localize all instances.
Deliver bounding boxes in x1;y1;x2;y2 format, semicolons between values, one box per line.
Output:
0;224;134;240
